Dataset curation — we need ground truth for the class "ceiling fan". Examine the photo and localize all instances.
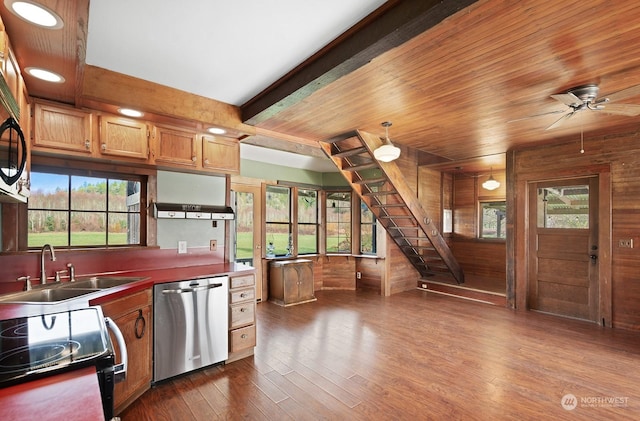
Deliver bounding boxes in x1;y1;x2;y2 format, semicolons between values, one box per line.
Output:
520;83;640;130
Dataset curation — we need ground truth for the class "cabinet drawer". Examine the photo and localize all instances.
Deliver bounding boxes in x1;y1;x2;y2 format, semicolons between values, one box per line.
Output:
229;302;255;329
229;287;255;304
101;289;152;319
230;274;255;289
229;325;256;353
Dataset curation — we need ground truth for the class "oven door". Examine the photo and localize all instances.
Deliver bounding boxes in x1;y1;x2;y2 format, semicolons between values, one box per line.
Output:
99;317;128;420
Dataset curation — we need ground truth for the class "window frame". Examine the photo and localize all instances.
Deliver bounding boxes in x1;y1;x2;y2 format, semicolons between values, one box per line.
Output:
478;199;507;240
325;190;352;254
27;165;147;249
297;188;319;255
359;198;376;255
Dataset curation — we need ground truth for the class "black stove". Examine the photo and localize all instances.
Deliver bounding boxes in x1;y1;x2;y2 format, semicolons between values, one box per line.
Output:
0;307;119;419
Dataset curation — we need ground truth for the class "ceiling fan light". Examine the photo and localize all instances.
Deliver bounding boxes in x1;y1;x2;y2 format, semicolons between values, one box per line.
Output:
374;144;400;162
482;175;500;191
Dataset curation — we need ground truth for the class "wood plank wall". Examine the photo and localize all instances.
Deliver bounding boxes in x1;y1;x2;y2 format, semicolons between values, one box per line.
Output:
512;130;640;330
452;171;506;281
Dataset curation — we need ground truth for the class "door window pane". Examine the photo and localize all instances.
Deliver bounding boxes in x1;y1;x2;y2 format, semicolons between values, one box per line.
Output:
537;185;589;229
235;191;254;264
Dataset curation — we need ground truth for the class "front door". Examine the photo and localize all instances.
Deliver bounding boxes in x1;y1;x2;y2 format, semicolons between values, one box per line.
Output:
527;177;599;321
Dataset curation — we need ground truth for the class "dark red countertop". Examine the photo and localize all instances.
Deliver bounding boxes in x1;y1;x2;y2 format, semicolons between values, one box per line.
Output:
0;262;254;320
0;262;255;420
0;366;105;421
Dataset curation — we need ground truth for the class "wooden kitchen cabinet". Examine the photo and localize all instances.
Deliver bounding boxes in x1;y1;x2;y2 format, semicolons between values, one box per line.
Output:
100;288;153;415
269;259;316;307
32;101;93;155
153;124;198;167
202;134;240;174
228;272;256;362
98;115;149;160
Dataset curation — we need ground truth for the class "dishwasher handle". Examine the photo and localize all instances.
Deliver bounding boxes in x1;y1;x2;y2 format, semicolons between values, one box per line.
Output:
105;316;128;383
161;282;223;294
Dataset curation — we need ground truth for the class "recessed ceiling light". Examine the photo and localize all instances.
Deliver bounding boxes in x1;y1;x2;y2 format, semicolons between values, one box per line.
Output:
5;0;64;29
118;108;144;118
207;127;226;135
25;67;64;83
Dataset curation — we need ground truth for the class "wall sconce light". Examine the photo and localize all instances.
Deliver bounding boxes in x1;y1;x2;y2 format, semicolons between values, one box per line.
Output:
482;168;501;191
373;121;400;162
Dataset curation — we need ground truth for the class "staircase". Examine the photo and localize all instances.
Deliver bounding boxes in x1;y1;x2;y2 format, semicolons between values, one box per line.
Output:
320;130;464;284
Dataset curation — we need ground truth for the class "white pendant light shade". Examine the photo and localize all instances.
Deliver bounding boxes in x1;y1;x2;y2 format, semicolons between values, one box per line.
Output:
482;168;500;190
374;121;401;162
374;143;401;162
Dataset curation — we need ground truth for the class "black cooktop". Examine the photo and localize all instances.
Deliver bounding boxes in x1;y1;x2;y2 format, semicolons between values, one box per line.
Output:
0;307;112;387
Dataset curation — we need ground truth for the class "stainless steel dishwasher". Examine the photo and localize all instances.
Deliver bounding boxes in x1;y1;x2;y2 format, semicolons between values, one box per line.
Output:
153;276;228;382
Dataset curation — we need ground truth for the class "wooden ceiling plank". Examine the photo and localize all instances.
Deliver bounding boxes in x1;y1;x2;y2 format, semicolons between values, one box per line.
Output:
241;0;479;125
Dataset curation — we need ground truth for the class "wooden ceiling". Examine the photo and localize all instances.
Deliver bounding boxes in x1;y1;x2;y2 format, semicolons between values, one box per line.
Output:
4;0;640;172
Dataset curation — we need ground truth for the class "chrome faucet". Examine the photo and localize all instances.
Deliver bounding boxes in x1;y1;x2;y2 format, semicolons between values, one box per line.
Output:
40;244;56;284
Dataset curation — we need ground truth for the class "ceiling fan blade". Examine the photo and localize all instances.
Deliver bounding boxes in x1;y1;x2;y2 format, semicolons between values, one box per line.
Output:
551;92;582;106
600;103;640;116
602;84;640;103
507;109;567;123
545;111;574;130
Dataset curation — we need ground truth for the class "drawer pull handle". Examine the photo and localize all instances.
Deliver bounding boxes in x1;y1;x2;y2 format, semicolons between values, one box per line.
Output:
240;293;247;298
134;309;146;339
240;307;247;312
241;334;248;339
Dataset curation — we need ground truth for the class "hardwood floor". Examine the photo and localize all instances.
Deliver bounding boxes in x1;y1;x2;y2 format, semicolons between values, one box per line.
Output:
121;289;640;420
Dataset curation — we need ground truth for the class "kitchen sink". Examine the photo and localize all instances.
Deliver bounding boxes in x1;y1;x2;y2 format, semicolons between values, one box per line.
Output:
0;276;147;304
0;287;100;303
70;276;146;289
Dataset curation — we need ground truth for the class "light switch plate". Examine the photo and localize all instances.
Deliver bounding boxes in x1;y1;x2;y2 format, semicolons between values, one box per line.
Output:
178;241;187;254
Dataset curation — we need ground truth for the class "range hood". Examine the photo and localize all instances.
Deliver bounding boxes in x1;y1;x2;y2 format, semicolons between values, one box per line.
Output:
152;202;234;220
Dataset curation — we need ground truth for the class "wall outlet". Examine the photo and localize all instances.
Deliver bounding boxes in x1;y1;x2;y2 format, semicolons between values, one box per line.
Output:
618;239;634;248
178;241;187;254
210;240;217;251
356;271;361;279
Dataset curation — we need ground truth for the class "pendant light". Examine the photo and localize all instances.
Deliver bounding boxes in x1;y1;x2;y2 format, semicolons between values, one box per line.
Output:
482;167;500;191
373;121;400;162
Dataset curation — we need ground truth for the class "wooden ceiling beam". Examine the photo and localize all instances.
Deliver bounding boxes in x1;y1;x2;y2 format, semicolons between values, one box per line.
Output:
241;0;479;125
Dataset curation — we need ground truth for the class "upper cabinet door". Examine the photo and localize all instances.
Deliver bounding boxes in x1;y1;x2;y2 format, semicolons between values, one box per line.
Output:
202;134;239;174
99;115;149;160
33;102;93;154
153;124;197;167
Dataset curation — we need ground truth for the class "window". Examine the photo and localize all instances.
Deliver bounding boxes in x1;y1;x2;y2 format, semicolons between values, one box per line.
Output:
537;184;589;229
297;189;318;254
28;170;143;248
360;200;376;254
265;185;291;256
326;192;351;253
479;201;506;239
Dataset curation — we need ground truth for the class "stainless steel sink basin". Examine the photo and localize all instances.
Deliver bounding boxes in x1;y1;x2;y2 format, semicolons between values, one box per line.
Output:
70;276;146;289
0;287;100;303
0;275;147;304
